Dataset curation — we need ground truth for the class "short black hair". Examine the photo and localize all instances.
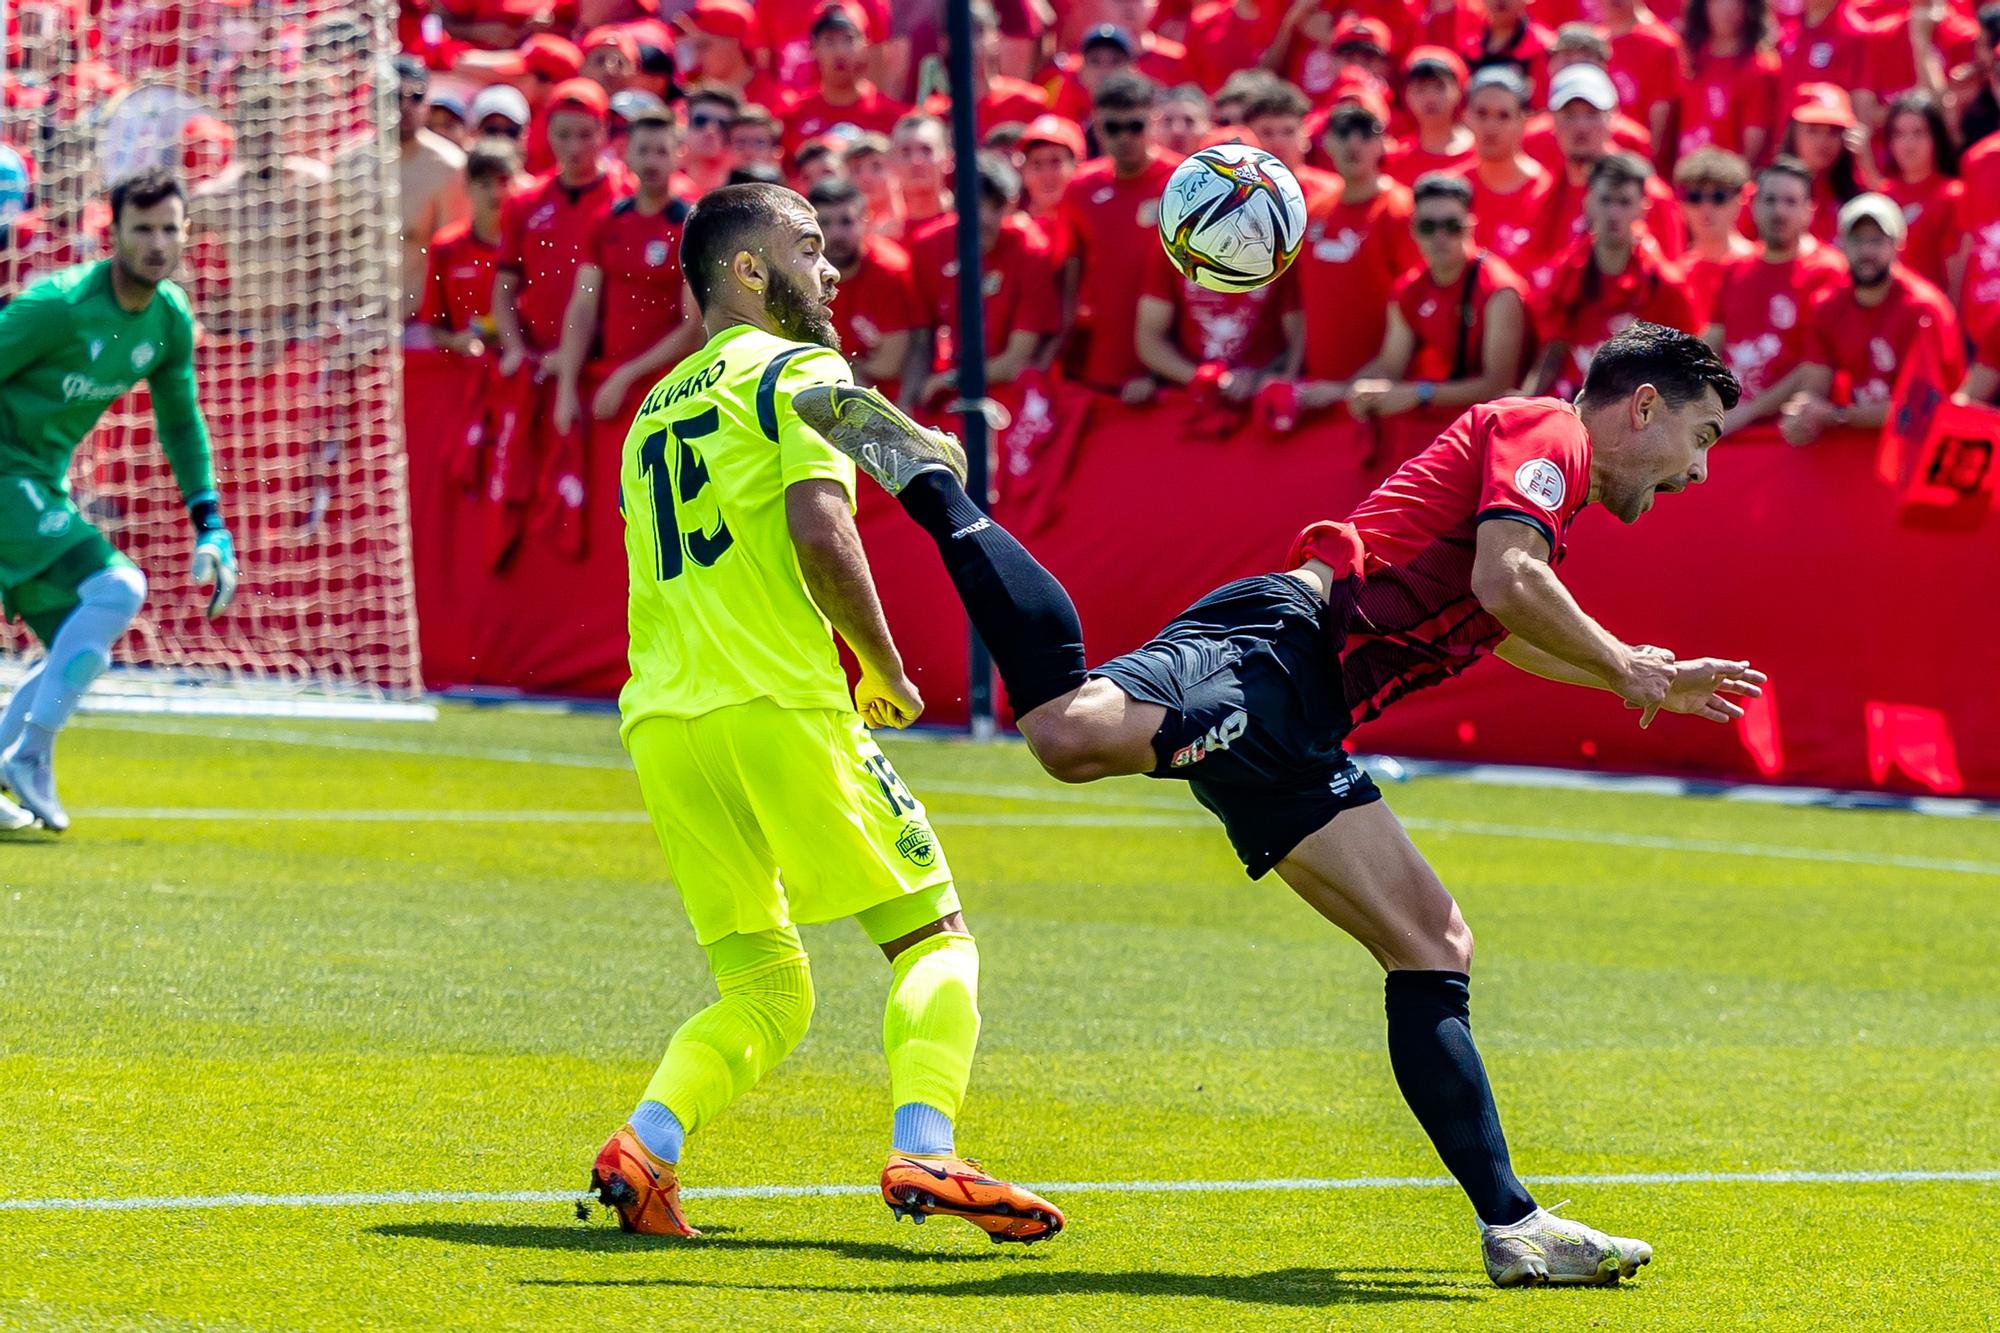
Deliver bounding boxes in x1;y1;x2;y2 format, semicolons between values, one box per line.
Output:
109;168;185;225
1673;146;1750;192
685;83;743;117
1243;81;1312;123
1757;155;1814;196
1580;321;1741;411
975;151;1021;209
727;163;788;186
1093;70;1158;113
807;174;864;210
628;110;678;136
466;135;520;183
1327;102;1384;136
681;182;806;310
1411;171;1473;210
1587;151;1652;194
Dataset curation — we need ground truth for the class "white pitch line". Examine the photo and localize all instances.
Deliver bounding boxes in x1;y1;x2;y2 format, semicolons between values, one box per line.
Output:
2;1169;1994;1214
70;806;2000;877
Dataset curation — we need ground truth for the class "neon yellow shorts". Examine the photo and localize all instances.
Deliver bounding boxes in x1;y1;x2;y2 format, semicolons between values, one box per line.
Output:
628;699;957;946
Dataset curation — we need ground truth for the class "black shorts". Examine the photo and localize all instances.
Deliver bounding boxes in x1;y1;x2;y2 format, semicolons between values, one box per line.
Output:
1089;572;1382;879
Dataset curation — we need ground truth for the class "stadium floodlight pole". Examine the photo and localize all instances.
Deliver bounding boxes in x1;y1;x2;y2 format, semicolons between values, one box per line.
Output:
942;0;997;739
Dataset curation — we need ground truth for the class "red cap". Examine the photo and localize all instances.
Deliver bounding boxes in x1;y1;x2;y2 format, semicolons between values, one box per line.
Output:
1019;112;1085;159
1330;15;1392;53
685;0;761;49
582;25;640;64
483;33;583;82
546;76;610;121
1789;82;1856;129
1403;45;1468;84
622;17;677;54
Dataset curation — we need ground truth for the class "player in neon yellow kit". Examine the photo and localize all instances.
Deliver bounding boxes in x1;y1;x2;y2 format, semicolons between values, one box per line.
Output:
585;183;1063;1244
0;169;237;832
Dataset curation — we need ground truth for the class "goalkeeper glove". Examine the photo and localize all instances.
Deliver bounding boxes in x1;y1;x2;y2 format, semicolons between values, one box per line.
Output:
187;491;239;619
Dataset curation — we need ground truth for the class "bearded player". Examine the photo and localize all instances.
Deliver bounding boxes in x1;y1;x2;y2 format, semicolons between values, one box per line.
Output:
0;169;238;833
801;321;1760;1286
584;183;1062;1244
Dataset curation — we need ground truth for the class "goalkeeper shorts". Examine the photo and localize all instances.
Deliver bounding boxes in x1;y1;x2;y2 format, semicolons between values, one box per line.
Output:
0;476;130;644
627;699;958;947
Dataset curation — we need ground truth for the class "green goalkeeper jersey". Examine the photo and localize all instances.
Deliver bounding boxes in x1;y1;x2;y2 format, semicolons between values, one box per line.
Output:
0;259;213;498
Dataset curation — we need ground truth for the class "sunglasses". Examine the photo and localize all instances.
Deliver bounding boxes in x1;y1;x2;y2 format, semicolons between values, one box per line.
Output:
1331;120;1382;140
689;112;729;130
1413;217;1465;237
479;120;524;137
1099;118;1148;137
1681;187;1735;206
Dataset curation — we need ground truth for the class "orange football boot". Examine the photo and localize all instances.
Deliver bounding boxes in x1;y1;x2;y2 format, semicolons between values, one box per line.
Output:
586;1125;700;1237
881;1152;1065;1244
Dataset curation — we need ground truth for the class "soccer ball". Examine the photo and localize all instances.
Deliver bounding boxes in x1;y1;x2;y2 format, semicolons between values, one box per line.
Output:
1156;144;1308;294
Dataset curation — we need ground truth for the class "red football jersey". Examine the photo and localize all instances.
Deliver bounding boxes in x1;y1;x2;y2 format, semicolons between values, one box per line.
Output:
1606;13;1684;123
1393;252;1531;384
497;171;631;350
1534;235;1701;399
1139;243;1294;371
1678;48;1781;159
419;219;501;334
1707;245;1849;400
910;214;1061;367
1801;268;1965;408
830;233;924;365
784;83;910;157
586;195;691;367
1881;174;1964;292
1295;181;1419;381
1291;396;1595;722
1056;154;1180;389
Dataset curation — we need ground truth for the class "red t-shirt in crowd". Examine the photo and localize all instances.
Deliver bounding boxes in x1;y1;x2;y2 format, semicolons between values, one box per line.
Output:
1776;1;1867;113
1678;48;1781;159
910;214;1061;367
1860;8;1981;106
1139;243;1294;372
1532;170;1687;289
1606;12;1685;125
1291;396;1594;722
1534;235;1701;398
1801;267;1965;408
1958;136;2000;344
1707;244;1849;400
1186;0;1286;93
497;170;631;351
1459;164;1557;270
419;219;501;333
1461;19;1556;100
784;82;910;157
1385;138;1476;188
830;233;924;371
1056;153;1180;389
926;76;1049;137
1295;179;1419;381
586;195;691;367
1393;251;1531;385
1683;248;1753;327
759;0;891;85
1880;174;1964;293
1521;110;1653;176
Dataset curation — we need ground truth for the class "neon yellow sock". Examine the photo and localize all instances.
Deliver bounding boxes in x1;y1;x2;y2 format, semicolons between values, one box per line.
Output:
882;932;981;1127
641;926;814;1140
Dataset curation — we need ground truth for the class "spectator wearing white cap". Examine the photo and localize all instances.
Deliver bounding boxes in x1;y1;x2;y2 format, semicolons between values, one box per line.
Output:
1779;194;1965;446
398;54;470;325
469;85;532;142
1533;61;1684;286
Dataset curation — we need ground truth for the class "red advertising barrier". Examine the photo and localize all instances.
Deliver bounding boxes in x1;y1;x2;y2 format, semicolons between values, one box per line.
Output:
404;352;2000;798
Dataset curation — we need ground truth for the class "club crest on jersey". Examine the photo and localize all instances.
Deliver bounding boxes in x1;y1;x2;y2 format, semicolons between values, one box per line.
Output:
645;239;669;266
1516;458;1566;512
528;202;557;230
130;341;154;371
1169;709;1248;769
36;509;70;537
896;822;936;868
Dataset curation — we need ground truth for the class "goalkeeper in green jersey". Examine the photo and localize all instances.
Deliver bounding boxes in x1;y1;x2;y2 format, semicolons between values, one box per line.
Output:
0;169;237;833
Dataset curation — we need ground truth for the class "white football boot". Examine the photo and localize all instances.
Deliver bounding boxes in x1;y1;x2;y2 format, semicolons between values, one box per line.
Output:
1481;1201;1653;1287
1;745;68;832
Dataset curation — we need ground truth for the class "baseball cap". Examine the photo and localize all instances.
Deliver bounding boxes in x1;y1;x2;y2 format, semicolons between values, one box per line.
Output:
546;76;610;122
1549;63;1618;111
1020;112;1086;158
1790;82;1857;128
581;25;640;65
610;89;670;123
1404;45;1469;84
464;33;583;83
1836;192;1907;244
1080;23;1136;56
1330;15;1391;53
685;0;761;50
1466;64;1531;102
428;89;470;122
469;84;531;127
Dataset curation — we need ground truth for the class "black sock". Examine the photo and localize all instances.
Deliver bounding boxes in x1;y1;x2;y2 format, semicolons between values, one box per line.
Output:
897;471;1087;715
1384;970;1537;1227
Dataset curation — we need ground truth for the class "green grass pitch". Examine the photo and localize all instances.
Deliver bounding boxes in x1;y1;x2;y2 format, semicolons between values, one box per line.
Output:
3;706;1997;1330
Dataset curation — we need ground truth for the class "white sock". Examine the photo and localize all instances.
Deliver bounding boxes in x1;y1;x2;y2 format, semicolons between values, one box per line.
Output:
17;565;146;760
0;658;43;755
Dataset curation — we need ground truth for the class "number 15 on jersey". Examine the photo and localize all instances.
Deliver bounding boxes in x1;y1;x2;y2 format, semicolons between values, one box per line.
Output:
638;406;734;581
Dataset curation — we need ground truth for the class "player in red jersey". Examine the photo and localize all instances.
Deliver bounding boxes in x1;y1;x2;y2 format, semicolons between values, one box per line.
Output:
1779;194;1965;446
1457;66;1557;271
1293;96;1418;388
1311;172;1531;438
419;136;518;357
809;175;923;394
811;320;1754;1289
1702;157;1848;434
1054;72;1178;397
1529;155;1701;400
1673;148;1755;324
1385;48;1476;187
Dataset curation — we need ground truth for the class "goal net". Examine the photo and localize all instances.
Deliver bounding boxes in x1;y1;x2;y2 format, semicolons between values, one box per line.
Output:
0;0;427;718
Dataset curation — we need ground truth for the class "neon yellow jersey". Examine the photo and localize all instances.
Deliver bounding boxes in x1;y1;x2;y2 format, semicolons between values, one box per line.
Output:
617;324;858;737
